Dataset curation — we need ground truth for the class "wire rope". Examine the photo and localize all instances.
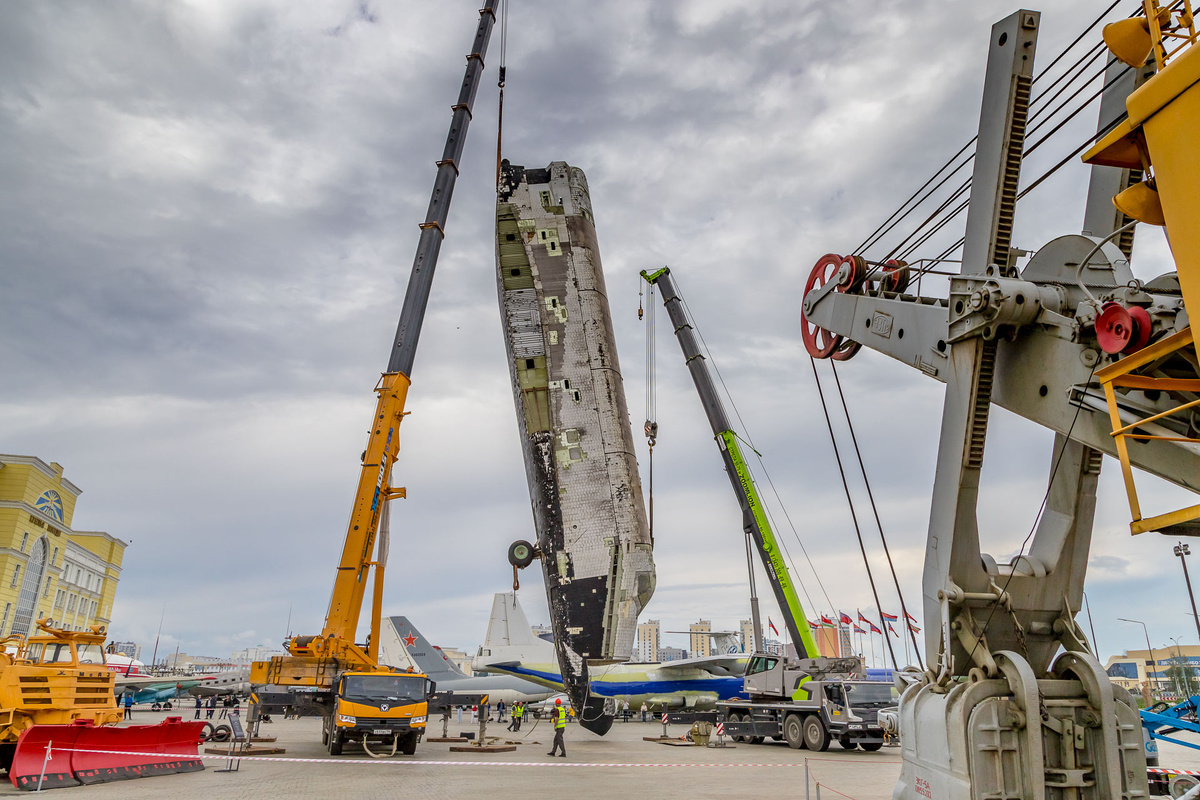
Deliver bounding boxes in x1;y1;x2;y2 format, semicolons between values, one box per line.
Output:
854;1;1136;264
671;273;840;622
829;360;926;670
808;356;900;671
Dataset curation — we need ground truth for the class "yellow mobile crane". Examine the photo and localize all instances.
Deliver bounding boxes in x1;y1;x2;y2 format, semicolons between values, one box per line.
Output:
249;2;499;758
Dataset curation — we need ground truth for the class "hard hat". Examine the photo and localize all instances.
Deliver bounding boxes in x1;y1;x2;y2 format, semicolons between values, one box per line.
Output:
555;698;561;705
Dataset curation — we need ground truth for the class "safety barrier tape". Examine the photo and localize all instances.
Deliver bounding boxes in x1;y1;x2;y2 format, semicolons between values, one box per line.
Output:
46;746;895;769
1149;767;1200;776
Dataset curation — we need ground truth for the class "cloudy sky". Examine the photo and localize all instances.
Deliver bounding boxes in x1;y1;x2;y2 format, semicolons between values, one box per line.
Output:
2;0;1189;668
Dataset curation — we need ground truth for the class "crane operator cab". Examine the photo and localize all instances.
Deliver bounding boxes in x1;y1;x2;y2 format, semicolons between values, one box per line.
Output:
324;669;434;756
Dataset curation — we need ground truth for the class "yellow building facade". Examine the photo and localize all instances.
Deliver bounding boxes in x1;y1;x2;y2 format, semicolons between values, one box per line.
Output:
0;455;126;637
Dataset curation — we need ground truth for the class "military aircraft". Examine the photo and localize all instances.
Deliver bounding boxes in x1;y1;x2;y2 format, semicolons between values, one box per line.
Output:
473;593;749;714
380;615;554;706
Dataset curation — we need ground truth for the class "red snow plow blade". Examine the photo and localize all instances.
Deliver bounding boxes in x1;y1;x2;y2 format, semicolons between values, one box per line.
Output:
10;717;206;790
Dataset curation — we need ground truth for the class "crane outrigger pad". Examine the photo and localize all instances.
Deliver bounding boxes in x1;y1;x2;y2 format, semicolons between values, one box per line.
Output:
10;717;205;790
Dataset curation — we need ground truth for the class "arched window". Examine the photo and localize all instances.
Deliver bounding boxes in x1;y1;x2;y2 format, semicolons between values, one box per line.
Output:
11;537;48;637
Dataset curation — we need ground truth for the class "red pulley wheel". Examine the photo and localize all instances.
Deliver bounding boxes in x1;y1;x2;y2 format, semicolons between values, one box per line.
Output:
882;259;910;294
1123;306;1152;354
802;254;849;359
831;338;862;361
1095;301;1133;354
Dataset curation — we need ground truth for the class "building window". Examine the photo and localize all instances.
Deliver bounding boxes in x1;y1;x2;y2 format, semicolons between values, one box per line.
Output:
50;547;57;566
42;576;51;599
53;590;64;609
19;533;28;552
67;595;77;612
0;604;9;636
10;565;20;588
10;537;48;637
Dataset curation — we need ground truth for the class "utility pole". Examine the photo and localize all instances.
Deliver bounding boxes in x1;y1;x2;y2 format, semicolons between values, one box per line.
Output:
1170;636;1193;697
1175;543;1200;643
1120;618;1157;698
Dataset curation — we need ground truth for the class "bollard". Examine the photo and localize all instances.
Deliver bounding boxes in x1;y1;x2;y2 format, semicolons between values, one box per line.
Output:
661;712;669;738
816;783;821;800
805;760;810;800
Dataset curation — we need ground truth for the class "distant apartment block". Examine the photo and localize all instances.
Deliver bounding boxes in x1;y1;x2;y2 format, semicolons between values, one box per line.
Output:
110;641;141;660
689;619;712;658
659;646;687;662
739;619;756;654
637;619;660;662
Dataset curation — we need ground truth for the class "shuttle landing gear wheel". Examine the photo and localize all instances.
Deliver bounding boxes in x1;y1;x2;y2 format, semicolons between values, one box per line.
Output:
508;540;536;568
783;714;804;749
802;715;829;751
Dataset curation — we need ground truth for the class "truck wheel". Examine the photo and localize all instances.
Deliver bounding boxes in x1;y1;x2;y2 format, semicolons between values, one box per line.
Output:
783;714;805;749
727;713;745;742
328;729;344;756
802;715;830;752
838;736;857;750
749;735;765;745
400;733;418;756
322;720;330;746
859;742;883;752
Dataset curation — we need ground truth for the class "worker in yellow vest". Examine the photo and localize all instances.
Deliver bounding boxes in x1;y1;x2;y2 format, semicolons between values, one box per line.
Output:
547;698;568;757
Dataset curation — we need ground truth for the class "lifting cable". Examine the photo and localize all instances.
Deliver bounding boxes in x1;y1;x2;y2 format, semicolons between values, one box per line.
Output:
828;361;924;670
673;274;841;624
652;273;838;624
808;356;899;672
494;0;509;187
640;281;658;544
855;1;1137;265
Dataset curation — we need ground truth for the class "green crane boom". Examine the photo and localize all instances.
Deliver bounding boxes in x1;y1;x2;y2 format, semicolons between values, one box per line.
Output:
641;267;820;658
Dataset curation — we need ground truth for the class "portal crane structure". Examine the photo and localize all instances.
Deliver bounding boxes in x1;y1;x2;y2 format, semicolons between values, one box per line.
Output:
249;2;498;758
640;268;889;752
801;5;1198;797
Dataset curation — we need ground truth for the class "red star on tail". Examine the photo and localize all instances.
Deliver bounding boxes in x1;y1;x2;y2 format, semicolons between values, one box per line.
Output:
403;633;417;647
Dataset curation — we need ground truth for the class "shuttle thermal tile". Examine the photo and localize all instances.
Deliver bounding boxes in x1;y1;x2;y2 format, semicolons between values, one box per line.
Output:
496;161;655;735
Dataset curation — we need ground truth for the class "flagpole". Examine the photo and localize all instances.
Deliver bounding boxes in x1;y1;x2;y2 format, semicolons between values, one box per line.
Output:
902;621;910;668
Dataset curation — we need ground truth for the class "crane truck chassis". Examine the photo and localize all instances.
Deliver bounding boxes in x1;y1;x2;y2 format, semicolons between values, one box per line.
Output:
719;656;892;751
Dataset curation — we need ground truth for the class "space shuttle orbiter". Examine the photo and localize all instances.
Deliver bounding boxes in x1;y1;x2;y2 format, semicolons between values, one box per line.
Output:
496;161;655;735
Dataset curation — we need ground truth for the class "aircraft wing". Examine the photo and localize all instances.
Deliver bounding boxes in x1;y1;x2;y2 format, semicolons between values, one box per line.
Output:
652;655;749;677
114;676;200;691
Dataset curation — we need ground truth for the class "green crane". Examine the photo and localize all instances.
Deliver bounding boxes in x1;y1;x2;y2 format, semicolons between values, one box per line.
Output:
641;267;819;658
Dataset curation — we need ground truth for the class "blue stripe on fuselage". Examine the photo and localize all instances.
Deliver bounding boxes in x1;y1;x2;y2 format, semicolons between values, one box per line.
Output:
490;664;748;701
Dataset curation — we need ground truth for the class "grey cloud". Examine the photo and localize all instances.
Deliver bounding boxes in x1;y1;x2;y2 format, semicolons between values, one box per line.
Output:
1;0;1170;662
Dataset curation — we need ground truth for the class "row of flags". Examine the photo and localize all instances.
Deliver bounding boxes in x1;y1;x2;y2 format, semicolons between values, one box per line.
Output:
802;610;921;636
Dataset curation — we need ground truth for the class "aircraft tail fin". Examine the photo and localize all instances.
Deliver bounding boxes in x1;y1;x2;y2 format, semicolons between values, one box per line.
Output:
483;592;537;648
386;616;467;679
712;632;741;654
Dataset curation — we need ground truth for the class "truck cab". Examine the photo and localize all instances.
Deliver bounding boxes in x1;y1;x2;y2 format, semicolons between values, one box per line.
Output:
324;669;433;756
